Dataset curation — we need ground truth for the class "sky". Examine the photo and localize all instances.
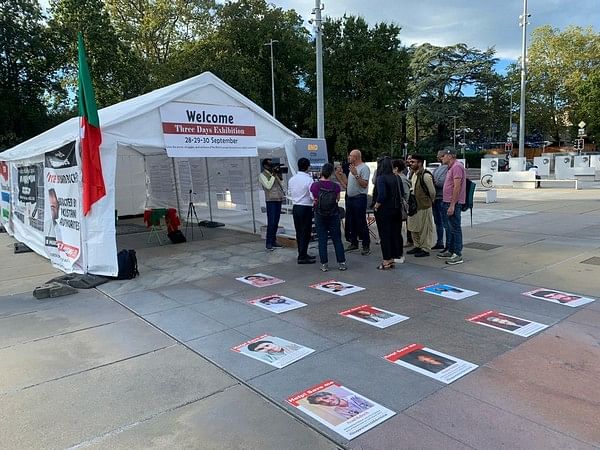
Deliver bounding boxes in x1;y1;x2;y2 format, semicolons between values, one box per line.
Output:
273;0;600;69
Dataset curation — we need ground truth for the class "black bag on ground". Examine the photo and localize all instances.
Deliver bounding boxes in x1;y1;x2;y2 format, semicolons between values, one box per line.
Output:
167;229;187;244
315;181;338;216
116;249;139;280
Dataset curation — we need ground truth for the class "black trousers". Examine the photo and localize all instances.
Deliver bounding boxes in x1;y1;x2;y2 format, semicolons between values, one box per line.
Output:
375;208;403;260
293;205;313;259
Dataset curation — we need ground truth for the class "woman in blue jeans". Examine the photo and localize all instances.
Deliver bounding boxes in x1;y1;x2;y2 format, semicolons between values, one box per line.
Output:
310;163;347;272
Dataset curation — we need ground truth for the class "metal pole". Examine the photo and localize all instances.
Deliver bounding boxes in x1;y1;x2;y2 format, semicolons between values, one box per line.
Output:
204;158;213;221
453;116;457;150
509;90;513;138
248;157;257;234
313;0;325;138
518;0;529;158
264;39;278;118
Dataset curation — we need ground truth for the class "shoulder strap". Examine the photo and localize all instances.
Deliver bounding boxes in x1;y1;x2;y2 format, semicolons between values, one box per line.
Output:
419;171;434;200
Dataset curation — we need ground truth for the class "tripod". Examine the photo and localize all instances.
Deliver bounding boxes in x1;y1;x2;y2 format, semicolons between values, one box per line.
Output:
185;190;203;240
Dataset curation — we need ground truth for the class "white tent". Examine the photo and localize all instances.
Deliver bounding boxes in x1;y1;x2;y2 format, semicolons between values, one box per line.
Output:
0;72;300;275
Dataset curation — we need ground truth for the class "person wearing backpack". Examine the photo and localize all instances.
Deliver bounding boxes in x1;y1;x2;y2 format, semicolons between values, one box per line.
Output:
407;155;436;257
437;148;466;265
310;163;347;272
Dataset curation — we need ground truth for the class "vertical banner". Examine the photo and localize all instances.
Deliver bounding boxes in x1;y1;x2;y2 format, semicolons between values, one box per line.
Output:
0;161;11;230
44;142;82;271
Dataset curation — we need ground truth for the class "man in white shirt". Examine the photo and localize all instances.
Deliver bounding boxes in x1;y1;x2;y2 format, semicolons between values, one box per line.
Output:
288;158;316;264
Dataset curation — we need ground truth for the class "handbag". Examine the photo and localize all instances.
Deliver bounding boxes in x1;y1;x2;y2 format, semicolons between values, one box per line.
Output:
407;193;418;217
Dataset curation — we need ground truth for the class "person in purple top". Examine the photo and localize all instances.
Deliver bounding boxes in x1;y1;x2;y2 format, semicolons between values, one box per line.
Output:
310;163;347;272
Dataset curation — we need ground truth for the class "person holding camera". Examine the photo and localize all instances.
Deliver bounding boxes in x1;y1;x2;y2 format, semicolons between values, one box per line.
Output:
259;158;286;251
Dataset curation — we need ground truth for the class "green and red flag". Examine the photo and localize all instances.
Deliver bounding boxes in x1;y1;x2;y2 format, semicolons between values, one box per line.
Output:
77;32;105;215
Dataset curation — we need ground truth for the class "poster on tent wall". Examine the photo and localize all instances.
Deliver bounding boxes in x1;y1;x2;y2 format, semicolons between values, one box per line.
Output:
0;161;11;231
159;102;258;157
43;142;82;272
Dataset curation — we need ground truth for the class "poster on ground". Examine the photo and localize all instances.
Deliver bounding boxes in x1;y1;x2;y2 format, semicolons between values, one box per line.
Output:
339;304;409;329
310;280;365;297
287;380;395;440
522;288;595;307
236;273;285;288
248;294;307;313
417;283;478;301
231;334;314;368
467;310;548;337
43;143;82;272
384;344;478;384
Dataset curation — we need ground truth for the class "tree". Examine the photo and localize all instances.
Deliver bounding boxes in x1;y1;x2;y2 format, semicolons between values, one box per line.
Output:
407;43;497;150
0;0;56;148
318;15;408;160
578;71;600;144
49;0;149;109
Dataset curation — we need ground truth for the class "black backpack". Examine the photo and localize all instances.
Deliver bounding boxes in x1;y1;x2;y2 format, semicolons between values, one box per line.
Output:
461;178;476;227
315;181;338;216
116;249;139;280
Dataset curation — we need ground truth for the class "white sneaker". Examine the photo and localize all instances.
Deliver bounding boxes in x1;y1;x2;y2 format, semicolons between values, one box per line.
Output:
320;263;329;272
445;254;464;265
394;257;405;264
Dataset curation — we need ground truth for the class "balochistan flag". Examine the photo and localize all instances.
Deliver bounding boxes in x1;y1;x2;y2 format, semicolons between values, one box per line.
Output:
78;32;105;215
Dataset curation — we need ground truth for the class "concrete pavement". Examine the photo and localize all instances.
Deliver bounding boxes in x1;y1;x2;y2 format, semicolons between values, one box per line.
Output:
1;187;599;449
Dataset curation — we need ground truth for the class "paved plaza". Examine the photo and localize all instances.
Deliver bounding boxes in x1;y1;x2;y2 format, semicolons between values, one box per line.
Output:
1;188;599;449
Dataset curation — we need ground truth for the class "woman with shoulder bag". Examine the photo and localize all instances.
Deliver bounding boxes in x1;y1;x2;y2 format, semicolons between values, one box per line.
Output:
373;157;403;270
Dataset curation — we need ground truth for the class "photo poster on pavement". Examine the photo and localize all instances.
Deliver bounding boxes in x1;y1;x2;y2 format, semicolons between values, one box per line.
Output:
247;294;307;313
231;334;314;369
339;304;409;329
310;279;365;297
236;273;285;288
417;283;478;301
522;288;595;308
0;161;11;230
287;380;396;440
467;310;548;337
384;344;478;384
44;142;82;271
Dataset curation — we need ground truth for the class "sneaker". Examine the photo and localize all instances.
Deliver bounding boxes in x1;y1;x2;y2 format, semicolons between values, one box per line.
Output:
266;246;274;252
394;256;405;264
414;250;430;257
320;263;329;272
345;243;359;252
407;247;421;255
361;246;371;256
338;262;347;271
446;254;464;265
431;243;445;250
298;258;316;264
271;243;283;249
436;251;453;259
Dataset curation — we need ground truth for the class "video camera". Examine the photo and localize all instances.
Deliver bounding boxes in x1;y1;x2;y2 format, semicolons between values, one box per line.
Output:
271;163;288;174
262;158;288;175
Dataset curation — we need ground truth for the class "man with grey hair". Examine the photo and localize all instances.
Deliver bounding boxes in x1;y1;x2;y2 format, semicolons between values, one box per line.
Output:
432;149;450;251
438;147;466;265
343;149;371;255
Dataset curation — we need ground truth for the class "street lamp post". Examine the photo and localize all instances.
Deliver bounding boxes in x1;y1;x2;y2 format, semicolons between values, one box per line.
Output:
312;0;325;139
264;39;279;118
518;0;530;158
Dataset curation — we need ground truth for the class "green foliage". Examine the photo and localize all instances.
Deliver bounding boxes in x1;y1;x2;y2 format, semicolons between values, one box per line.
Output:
0;0;56;148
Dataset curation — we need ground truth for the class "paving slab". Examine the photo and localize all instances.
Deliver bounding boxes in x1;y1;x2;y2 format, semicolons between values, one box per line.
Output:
112;289;182;315
451;366;600;446
192;297;275;327
155;283;219;306
0;346;237;450
0;317;173;393
0;292;131;347
404;388;595;450
143;306;229;342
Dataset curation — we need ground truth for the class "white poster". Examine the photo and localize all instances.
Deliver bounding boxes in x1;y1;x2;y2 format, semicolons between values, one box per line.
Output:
417;283;478;300
467;310;548;337
339;304;409;329
159;102;258;157
522;288;595;307
287;380;396;440
44;143;82;271
236;273;285;288
231;334;314;368
310;280;365;297
384;344;478;384
247;294;307;313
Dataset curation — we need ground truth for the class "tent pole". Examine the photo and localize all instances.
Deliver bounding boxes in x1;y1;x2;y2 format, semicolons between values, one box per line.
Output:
205;158;214;221
171;157;182;219
248;157;257;234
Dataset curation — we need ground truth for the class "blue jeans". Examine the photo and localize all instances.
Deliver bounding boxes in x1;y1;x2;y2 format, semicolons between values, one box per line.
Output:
314;213;346;264
265;201;282;247
344;194;370;247
442;202;463;256
432;199;445;247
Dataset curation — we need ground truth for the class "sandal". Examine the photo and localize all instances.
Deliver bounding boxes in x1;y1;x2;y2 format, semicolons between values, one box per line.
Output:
376;262;395;270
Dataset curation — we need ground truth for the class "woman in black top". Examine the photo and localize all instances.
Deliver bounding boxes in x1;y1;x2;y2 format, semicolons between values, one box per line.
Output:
373;157;403;270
